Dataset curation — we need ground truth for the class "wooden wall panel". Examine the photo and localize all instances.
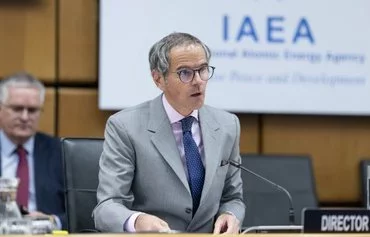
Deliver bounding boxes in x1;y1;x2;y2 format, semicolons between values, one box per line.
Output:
38;88;55;135
262;115;370;203
238;114;260;153
58;88;113;137
0;0;56;81
58;0;97;83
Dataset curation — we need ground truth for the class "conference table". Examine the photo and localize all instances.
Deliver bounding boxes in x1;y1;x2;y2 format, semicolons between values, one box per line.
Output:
23;234;370;237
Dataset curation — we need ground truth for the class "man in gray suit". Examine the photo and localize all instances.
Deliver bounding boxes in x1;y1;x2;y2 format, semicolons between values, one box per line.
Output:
93;32;245;233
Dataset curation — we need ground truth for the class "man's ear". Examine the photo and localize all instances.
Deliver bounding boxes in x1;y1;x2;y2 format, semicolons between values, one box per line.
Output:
152;70;165;91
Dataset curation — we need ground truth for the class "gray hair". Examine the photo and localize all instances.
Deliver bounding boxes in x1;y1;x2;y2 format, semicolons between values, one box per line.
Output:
149;32;211;76
0;72;45;104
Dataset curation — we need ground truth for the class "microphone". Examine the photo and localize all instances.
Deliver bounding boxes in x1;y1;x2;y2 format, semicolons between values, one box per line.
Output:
229;160;295;225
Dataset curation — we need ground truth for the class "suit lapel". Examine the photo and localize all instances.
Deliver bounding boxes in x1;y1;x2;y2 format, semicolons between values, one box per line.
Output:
147;97;222;201
198;106;221;206
33;133;47;209
148;96;190;192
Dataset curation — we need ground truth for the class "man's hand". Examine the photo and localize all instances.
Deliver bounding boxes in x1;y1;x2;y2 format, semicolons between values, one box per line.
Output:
213;213;240;234
135;213;170;233
25;211;56;225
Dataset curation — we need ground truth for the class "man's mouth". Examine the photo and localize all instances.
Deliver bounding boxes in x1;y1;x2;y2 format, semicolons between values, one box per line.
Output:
191;92;202;97
17;124;30;129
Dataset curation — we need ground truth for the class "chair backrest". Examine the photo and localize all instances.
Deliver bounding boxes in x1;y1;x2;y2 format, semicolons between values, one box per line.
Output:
360;159;370;207
241;154;318;228
61;137;104;233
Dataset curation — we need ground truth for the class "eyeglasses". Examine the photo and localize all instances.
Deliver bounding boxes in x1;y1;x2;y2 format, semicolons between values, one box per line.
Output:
173;65;215;83
2;104;42;116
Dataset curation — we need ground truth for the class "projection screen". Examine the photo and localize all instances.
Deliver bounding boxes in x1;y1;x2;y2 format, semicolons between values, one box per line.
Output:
99;0;370;115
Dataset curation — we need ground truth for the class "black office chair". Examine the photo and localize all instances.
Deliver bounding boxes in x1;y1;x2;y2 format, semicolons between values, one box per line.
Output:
240;154;318;229
61;137;104;233
360;159;370;207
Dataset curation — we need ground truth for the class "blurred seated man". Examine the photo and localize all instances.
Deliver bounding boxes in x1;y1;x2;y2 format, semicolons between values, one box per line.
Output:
0;72;66;229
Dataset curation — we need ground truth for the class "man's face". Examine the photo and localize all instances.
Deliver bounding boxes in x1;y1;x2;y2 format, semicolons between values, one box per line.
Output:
0;86;43;144
154;44;209;116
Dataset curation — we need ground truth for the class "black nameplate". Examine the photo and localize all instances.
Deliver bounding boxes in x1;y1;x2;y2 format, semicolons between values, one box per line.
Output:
303;208;370;233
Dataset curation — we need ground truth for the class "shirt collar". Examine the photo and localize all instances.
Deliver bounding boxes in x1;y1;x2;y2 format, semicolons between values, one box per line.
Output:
0;130;35;156
162;94;198;124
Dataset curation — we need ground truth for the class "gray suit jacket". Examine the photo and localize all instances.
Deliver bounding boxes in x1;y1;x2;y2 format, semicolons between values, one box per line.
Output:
93;95;245;232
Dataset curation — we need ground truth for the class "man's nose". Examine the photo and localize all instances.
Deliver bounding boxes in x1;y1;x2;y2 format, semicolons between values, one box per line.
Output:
20;109;30;120
191;71;203;85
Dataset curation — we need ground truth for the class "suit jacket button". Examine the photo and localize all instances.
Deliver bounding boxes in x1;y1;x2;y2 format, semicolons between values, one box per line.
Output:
185;208;192;214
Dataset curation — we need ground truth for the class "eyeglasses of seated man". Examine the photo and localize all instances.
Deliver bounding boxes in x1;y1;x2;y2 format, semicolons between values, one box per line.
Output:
173;65;215;83
2;104;42;117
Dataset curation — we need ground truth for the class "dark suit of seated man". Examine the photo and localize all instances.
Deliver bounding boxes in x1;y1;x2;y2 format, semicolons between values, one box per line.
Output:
0;72;66;229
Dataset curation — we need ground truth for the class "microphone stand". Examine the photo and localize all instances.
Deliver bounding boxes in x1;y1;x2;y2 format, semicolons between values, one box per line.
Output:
229;160;295;225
